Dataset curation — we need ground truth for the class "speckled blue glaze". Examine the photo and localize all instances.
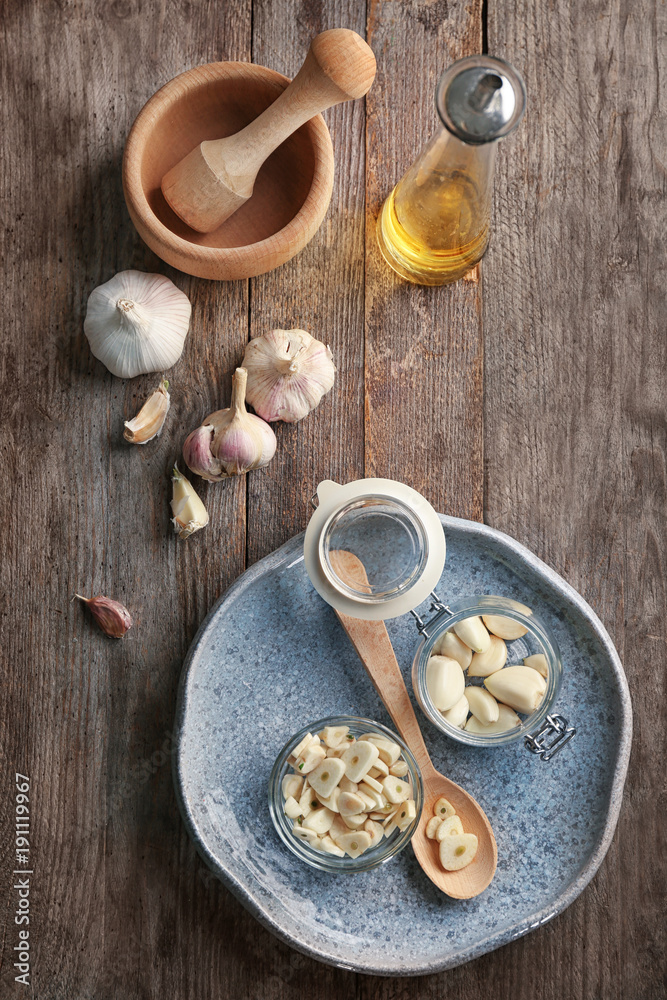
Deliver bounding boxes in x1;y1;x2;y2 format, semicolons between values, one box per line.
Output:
173;516;632;976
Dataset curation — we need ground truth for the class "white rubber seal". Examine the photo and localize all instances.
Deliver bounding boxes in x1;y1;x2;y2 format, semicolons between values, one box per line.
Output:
303;478;446;620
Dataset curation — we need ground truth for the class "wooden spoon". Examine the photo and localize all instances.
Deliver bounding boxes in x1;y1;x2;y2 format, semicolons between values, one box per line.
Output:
161;28;376;233
331;550;497;899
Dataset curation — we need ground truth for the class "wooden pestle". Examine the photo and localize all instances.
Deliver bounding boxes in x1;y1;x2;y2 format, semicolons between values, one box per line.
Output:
161;29;376;233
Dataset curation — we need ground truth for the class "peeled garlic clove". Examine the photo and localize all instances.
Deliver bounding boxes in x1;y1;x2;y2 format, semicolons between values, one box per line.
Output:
439;833;478;871
453;616;491;653
465;703;521;734
84;270;191;379
124;378;170;443
441;693;469;729
482;614;529;640
524;653;549;678
425;655;465;712
242;328;336;423
76;594;132;638
432;630;473;670
170;465;209;539
466;686;500;725
468;635;507;677
484;665;547;714
183;368;276;481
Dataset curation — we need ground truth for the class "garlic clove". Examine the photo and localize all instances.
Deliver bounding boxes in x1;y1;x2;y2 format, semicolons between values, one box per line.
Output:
524;653;549;678
432;630;473;670
482;614;529;640
468;635;508;677
453;616;491;653
124;378;170;444
441;693;469;729
84;270;191;379
466;686;500;725
170;465;209;539
425;655;466;712
183;368;277;481
242;328;336;423
76;594;132;638
465;703;522;734
484;665;547;715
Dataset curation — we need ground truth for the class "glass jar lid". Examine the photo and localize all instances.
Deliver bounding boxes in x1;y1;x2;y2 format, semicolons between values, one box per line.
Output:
304;478;446;620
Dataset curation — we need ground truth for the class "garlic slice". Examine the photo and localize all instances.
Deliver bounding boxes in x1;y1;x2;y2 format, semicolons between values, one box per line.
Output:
435;815;464;840
439;833;478;871
84;270;191;378
170;466;209;539
242;329;336;423
124;378;170;443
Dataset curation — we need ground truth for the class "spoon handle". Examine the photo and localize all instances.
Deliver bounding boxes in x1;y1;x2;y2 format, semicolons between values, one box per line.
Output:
334;610;433;775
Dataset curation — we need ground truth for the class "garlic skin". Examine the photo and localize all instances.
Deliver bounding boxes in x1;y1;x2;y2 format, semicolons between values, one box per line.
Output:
242;329;336;423
84;270;191;378
171;465;209;539
183;368;276;481
76;594;132;638
124;379;170;443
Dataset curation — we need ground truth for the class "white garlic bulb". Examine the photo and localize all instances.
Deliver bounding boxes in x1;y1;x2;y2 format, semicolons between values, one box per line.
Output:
84;270;191;378
182;368;277;481
242;329;335;423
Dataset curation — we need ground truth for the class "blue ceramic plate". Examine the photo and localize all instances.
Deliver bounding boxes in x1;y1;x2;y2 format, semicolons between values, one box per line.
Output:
174;516;631;976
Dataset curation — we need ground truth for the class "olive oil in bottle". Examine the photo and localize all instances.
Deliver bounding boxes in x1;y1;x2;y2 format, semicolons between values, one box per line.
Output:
377;56;526;286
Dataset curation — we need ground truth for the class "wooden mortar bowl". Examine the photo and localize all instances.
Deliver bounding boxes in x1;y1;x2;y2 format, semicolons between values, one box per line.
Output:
123;62;334;280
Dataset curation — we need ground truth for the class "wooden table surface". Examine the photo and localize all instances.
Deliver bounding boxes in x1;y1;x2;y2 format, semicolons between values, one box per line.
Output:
1;0;665;997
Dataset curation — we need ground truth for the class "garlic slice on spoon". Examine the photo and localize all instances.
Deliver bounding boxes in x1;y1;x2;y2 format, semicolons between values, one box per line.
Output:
332;550;497;898
84;270;191;379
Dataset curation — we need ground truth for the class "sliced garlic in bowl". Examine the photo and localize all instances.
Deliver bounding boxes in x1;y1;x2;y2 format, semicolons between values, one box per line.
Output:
268;716;423;872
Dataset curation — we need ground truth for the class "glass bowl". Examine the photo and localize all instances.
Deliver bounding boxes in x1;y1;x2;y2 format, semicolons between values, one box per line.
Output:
268;715;423;872
412;596;563;747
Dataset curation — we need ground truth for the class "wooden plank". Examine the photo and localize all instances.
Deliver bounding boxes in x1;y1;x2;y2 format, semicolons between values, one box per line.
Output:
482;1;667;998
364;0;484;521
246;3;368;565
0;2;251;998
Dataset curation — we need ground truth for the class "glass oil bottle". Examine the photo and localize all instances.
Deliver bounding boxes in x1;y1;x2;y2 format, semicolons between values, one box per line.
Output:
377;55;526;285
